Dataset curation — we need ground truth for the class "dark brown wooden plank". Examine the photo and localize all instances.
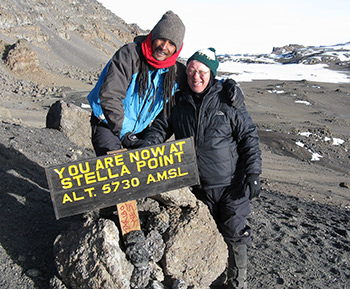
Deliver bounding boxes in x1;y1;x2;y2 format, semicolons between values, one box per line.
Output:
45;137;199;219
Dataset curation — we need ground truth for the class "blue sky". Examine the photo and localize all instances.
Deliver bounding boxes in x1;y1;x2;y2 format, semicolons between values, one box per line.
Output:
98;0;350;58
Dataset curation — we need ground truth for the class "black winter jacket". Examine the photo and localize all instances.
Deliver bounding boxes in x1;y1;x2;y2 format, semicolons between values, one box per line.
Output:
143;79;262;189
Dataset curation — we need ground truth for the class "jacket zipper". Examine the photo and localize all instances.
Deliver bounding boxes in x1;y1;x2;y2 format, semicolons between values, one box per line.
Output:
194;86;214;146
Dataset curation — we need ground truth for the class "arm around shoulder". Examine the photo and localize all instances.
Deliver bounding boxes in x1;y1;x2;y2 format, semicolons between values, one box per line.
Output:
222;78;245;108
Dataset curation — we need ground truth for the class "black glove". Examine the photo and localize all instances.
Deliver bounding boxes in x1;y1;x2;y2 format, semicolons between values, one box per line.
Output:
246;174;261;200
121;132;145;149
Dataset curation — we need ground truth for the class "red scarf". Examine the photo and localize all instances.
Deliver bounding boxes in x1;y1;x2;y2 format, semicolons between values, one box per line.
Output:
141;33;183;69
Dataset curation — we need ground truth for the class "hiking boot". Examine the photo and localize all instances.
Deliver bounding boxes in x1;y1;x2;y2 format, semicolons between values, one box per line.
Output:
227;243;247;289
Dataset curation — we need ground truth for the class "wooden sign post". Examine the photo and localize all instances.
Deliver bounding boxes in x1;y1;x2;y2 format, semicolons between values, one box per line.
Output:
116;200;141;235
45;137;200;222
107;149;141;235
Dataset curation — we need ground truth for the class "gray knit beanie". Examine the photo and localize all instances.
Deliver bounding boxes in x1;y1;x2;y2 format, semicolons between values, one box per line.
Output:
151;11;185;51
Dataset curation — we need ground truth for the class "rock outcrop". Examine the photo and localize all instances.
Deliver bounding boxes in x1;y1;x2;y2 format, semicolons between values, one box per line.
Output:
54;189;228;289
46;100;92;150
54;215;134;289
3;39;40;72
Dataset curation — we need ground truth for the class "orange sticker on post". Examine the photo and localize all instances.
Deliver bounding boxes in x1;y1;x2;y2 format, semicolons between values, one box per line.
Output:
117;200;141;235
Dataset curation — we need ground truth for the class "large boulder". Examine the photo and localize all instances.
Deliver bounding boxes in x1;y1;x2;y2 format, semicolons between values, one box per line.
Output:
162;201;228;288
46;100;92;150
54;214;133;289
151;187;197;208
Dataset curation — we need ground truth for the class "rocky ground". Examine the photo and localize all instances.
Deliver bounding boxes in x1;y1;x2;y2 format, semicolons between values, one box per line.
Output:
0;60;349;288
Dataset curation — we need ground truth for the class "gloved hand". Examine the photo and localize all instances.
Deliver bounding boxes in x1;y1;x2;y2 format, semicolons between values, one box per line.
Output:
121;132;145;149
246;174;261;200
222;78;245;108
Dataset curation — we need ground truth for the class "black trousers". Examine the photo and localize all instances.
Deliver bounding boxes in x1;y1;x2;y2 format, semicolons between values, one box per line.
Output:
192;182;251;245
90;114;122;156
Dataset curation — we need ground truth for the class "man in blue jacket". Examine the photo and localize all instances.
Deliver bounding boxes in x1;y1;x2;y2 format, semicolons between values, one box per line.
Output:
141;48;262;289
87;11;186;156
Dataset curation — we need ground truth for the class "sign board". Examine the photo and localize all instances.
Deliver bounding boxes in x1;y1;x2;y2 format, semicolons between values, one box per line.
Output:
45;137;200;219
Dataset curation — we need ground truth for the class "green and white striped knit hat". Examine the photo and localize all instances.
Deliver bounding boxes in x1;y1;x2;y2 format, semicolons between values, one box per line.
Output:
187;47;219;76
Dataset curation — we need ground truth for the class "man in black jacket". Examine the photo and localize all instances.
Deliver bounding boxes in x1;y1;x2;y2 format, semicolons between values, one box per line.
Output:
141;48;262;289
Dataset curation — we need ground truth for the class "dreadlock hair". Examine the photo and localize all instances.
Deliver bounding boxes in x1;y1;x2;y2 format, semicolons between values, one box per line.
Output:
137;54;177;118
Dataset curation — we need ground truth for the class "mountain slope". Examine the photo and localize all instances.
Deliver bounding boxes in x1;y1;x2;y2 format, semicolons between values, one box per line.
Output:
0;0;145;74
